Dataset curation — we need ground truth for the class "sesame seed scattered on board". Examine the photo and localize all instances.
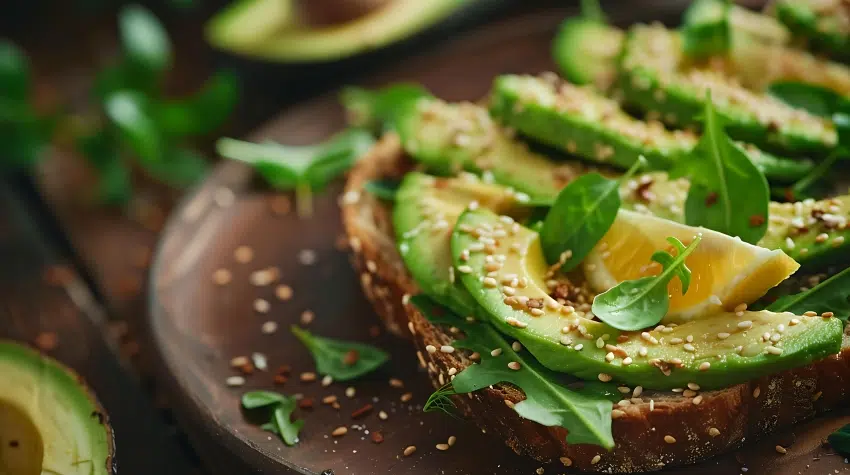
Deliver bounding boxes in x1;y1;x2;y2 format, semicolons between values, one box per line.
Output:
401;392;413;403
560;457;572;467
275;285;293;301
300;372;316;382
300;311;315;325
345;387;356;398
389;378;404;388
378;410;388;420
298;249;317;265
403;446;417;457
664;435;676;444
440;345;455;353
321;375;333;387
709;427;720;437
254;299;270;313
775;445;787;454
331;426;348;437
436;443;450;451
448;436;457;447
212;269;232;285
323;395;338;404
753;386;761;398
426;345;437;354
261;321;278;334
234;245;254;263
591;455;601;465
226;376;245;387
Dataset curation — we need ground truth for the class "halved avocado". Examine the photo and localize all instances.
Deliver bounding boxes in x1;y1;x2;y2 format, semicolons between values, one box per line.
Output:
206;0;471;62
0;340;114;475
451;208;843;389
552;18;624;90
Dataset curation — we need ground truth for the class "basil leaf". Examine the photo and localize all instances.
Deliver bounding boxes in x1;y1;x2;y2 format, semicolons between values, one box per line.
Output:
767;267;850;322
260;422;279;435
580;0;606;23
671;93;769;244
104;91;164;164
139;147;208;188
682;0;731;59
540;158;643;269
363;179;399;201
242;391;288;409
273;398;304;446
119;4;171;78
828;424;850;457
592;236;701;331
290;326;389;381
0;41;29;101
413;295;614;449
340;84;431;132
155;70;239;137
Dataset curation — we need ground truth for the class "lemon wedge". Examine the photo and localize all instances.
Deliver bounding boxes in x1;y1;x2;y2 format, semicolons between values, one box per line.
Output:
583;209;800;323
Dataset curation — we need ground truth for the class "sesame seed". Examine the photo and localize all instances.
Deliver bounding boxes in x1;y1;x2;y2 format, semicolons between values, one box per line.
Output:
611;409;626;419
300;372;316;382
717;332;730;340
822;311;835;318
790;318;800;325
491;348;503;357
440;345;455;353
633;386;643;397
650;399;655;411
574;344;584;351
639;347;648;357
617;386;631;394
226;376;245;387
251;353;268;371
230;356;249;367
323;395;338;404
591;455;601;465
529;308;544;316
261;321;278;334
692;395;703;405
816;233;829;243
379;410;388;420
401;392;413;402
506;317;528;328
622;357;633;365
737;320;753;329
775;445;787;454
508;361;521;370
766;345;783;355
345;387;356;398
709;427;720;437
683;389;697;398
234;246;253;263
436;443;450;451
683;343;696;352
560;457;573;467
448;436;457;446
389;378;404;388
322;375;333;387
298;249;316;265
275;285;293;301
598;373;612;382
254;299;270;313
596;337;605;348
699;362;711;371
734;303;748;313
426;345;437;354
512;341;522;352
803;311;817;317
212;268;232;285
670;337;683;345
300;311;315;325
664;435;676;444
834;236;846;246
753;386;761;398
559;336;572;346
448;368;457;376
403;446;417;457
605;352;615;362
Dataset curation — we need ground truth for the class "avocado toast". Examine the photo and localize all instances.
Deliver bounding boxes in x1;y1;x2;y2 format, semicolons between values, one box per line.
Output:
339;3;850;473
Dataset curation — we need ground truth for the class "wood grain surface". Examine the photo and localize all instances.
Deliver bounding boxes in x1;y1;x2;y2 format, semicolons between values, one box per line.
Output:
143;2;850;474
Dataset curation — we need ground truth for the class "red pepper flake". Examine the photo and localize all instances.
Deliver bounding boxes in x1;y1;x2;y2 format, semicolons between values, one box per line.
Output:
749;214;766;227
704;192;718;207
370;431;384;444
276;365;292;376
298;398;315;410
784;188;796;202
351;403;373;419
273;375;288;385
635;178;655;203
35;332;58;351
343;349;360;366
239;363;255;375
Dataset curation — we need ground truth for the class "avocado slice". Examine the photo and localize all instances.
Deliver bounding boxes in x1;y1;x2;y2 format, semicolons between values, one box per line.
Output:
489;74;814;181
395;97;588;202
775;0;850;63
682;0;791;58
0;340;114;475
618;23;838;157
206;0;470;62
451;208;843;389
552;18;624;90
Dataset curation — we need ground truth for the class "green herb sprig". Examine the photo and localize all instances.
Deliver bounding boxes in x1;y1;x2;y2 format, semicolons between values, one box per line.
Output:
216;128;374;217
539;157;644;269
241;391;304;446
670;92;769;244
767;267;850;322
414;295;615;449
290;326;389;381
592;235;701;331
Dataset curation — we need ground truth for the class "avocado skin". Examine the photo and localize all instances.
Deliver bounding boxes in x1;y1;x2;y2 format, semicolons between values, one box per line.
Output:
618;24;837;157
0;340;115;475
776;0;850;62
552;18;624;91
451;208;844;389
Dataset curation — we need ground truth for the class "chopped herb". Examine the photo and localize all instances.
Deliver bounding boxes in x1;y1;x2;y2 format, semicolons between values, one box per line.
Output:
540;157;644;269
670;92;769;244
363;179;399;201
592;236;701;331
241;391;303;446
414;295;614;449
217;128;374;217
290;326;389;381
340;84;431;133
767;267;850;322
828;424;850;457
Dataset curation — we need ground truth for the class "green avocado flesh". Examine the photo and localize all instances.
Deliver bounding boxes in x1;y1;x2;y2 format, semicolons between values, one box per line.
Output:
206;0;467;62
618;23;838;156
0;341;112;475
450;209;844;389
552;18;624;90
489;74;814;181
775;0;850;62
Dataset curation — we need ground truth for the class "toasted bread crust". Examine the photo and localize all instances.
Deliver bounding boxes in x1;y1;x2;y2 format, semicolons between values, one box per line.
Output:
341;136;850;472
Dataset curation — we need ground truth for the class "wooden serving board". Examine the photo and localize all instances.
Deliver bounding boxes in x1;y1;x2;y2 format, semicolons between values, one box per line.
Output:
146;2;850;474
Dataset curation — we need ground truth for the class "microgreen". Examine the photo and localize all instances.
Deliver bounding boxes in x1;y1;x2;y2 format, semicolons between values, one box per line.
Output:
592;235;701;331
363;179;399;201
670;92;769;244
120;4;172;89
216;128;374;217
681;0;732;59
414;295;615;449
340;84;431;133
290;326;389;381
241;391;303;446
828;424;850;457
540;157;644;269
768;81;850;149
423;383;459;417
767;267;850;322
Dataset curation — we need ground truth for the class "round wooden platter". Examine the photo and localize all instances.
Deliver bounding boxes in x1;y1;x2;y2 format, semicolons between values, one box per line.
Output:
147;3;850;474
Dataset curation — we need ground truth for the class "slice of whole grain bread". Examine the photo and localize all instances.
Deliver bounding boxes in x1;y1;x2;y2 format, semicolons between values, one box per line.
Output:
340;134;850;473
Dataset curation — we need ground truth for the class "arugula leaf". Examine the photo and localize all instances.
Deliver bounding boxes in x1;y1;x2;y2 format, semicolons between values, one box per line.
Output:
592;236;701;331
119;4;172;78
104;91;164;164
540;158;644;269
241;391;303;446
216;128;374;217
340;84;430;133
155;70;239;137
767;267;850;322
670;92;769;244
290;326;389;381
363;179;399;201
828;424;850;457
768;81;850;148
580;0;607;23
0;41;29;101
413;295;615;449
682;0;731;59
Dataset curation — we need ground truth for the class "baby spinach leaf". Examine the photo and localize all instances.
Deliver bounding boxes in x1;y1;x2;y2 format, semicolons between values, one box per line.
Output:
363;179;399;201
104;91;164;164
340;84;431;133
671;93;769;243
540;158;644;269
155;70;239;137
216;128;374;217
682;0;731;59
241;391;303;446
413;295;614;449
828;424;850;457
241;391;288;409
290;326;389;381
767;267;850;322
592;236;701;331
119;4;172;78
